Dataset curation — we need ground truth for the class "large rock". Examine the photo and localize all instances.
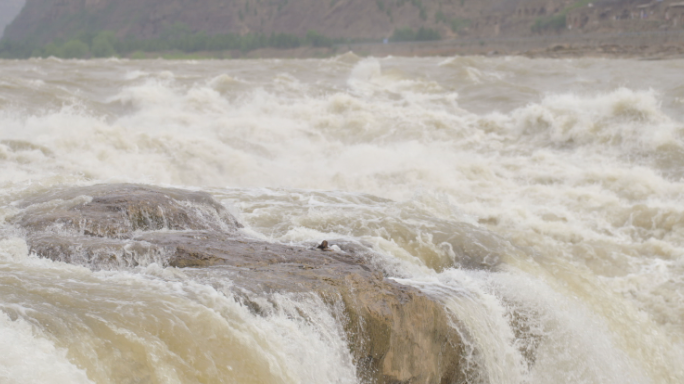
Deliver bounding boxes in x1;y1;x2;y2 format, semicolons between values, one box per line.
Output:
14;183;241;238
10;184;467;384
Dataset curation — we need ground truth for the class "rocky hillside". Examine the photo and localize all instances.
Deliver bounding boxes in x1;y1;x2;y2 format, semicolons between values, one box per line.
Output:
0;0;25;38
567;0;684;32
3;0;683;49
1;0;570;44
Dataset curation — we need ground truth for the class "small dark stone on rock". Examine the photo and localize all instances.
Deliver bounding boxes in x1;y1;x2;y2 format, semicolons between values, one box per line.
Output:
317;240;329;251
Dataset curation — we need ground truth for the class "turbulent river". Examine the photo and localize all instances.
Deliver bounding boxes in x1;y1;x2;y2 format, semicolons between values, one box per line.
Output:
0;54;683;384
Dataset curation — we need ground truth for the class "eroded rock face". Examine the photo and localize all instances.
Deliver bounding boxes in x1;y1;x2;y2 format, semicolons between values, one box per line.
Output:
10;184;466;384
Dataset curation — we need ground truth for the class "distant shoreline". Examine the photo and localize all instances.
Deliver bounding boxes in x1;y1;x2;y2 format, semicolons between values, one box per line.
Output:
344;29;684;60
3;30;684;61
129;30;684;60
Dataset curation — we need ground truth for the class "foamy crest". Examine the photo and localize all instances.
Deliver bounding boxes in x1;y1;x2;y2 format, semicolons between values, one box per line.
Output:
487;270;653;384
0;251;358;384
0;312;94;384
507;88;681;152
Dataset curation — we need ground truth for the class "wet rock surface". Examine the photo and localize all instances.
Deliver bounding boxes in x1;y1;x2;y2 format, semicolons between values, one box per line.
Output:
11;184;467;384
14;184;241;238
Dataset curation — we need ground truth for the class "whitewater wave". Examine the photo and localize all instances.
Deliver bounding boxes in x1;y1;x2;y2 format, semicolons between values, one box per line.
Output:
1;55;684;383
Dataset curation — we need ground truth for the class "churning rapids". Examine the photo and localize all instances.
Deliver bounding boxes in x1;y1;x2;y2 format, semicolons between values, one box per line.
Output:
0;54;683;384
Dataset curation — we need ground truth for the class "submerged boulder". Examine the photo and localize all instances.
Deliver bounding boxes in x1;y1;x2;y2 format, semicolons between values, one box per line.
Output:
11;184;467;384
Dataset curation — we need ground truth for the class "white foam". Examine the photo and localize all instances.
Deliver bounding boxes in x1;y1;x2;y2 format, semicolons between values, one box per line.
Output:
0;238;359;384
1;57;684;383
0;312;94;384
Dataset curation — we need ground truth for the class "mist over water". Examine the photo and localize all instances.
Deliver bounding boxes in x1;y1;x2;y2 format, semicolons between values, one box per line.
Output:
1;55;683;383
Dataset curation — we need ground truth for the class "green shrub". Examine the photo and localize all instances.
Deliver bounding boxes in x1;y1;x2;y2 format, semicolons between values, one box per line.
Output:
0;22;340;58
42;43;62;58
390;27;416;42
130;51;147;59
390;27;440;42
450;18;471;33
61;39;89;58
306;30;333;47
415;27;440;41
269;32;300;49
91;31;117;57
531;14;567;33
530;1;587;33
0;40;35;58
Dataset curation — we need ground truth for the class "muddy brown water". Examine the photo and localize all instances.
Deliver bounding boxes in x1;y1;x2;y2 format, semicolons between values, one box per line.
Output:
0;55;683;383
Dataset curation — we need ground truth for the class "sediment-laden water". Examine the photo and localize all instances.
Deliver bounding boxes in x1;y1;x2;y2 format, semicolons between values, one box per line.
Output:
1;54;683;384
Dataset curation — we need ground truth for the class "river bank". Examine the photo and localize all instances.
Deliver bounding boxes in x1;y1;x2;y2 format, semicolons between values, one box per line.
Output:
191;30;684;60
4;29;682;61
322;30;684;60
348;30;684;59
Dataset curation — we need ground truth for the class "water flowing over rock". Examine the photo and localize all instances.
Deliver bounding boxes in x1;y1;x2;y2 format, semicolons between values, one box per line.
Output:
11;184;467;384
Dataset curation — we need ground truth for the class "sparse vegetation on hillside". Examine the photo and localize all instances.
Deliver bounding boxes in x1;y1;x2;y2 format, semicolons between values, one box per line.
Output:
531;14;567;33
450;18;471;33
4;0;675;59
435;10;470;34
531;0;592;33
390;27;440;42
0;23;343;59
